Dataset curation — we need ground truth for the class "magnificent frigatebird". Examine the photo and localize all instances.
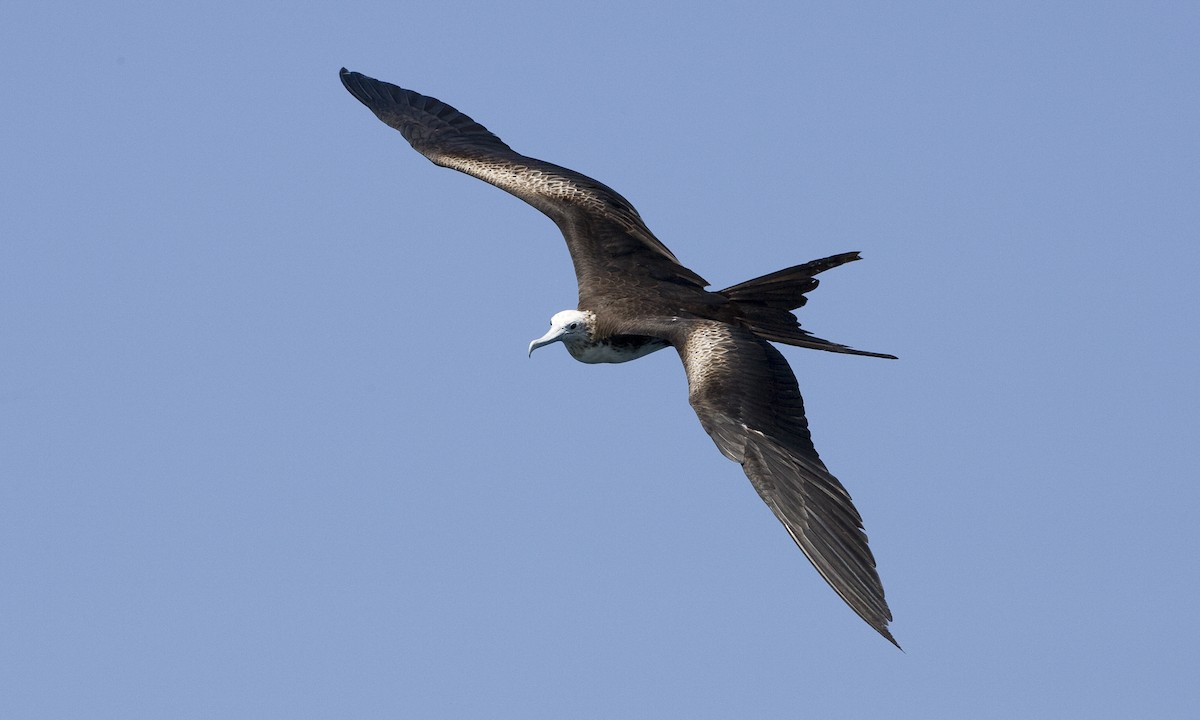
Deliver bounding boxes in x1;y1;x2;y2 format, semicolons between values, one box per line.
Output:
340;68;900;646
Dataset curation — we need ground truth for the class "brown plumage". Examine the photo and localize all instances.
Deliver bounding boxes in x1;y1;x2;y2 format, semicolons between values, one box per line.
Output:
340;68;900;646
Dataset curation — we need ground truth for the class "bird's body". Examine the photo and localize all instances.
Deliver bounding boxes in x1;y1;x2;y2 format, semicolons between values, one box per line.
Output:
340;68;900;646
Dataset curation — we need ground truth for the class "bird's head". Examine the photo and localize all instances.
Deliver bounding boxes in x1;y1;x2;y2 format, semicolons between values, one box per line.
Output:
528;309;593;356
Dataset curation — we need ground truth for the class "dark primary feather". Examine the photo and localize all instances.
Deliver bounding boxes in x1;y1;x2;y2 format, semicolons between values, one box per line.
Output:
340;68;897;644
339;68;708;308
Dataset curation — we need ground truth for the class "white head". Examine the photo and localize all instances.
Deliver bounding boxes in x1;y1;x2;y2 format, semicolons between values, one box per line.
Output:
528;309;593;356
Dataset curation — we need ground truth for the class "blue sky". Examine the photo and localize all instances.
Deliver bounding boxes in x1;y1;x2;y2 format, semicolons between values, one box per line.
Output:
3;2;1198;718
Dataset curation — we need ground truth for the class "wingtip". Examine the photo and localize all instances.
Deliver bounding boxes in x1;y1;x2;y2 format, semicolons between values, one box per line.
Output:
339;68;378;106
879;626;903;651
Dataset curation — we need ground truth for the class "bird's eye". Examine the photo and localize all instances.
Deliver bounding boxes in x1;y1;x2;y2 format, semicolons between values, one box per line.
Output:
567;322;579;331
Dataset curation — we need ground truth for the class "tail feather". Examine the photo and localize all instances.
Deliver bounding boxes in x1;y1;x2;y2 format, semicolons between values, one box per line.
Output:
748;325;897;359
719;251;862;310
719;251;896;360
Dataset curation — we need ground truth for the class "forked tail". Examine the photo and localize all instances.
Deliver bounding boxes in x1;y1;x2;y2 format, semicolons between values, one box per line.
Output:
719;251;897;359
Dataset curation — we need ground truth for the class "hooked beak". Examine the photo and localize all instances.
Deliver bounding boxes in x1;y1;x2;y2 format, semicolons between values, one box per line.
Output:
528;326;565;357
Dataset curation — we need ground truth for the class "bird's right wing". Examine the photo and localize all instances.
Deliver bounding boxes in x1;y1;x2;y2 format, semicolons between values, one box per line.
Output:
676;320;898;645
339;69;708;304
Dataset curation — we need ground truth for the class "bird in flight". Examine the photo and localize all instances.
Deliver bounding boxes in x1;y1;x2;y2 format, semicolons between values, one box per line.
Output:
340;68;900;646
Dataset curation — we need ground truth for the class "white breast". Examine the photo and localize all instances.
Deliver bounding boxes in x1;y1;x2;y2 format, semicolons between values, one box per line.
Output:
568;338;669;364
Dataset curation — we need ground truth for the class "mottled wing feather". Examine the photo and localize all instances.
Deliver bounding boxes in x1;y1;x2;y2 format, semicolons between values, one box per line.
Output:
339;69;708;303
677;321;897;645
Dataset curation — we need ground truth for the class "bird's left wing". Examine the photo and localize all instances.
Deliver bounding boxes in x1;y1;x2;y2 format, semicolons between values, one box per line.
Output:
674;320;898;645
339;68;708;304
